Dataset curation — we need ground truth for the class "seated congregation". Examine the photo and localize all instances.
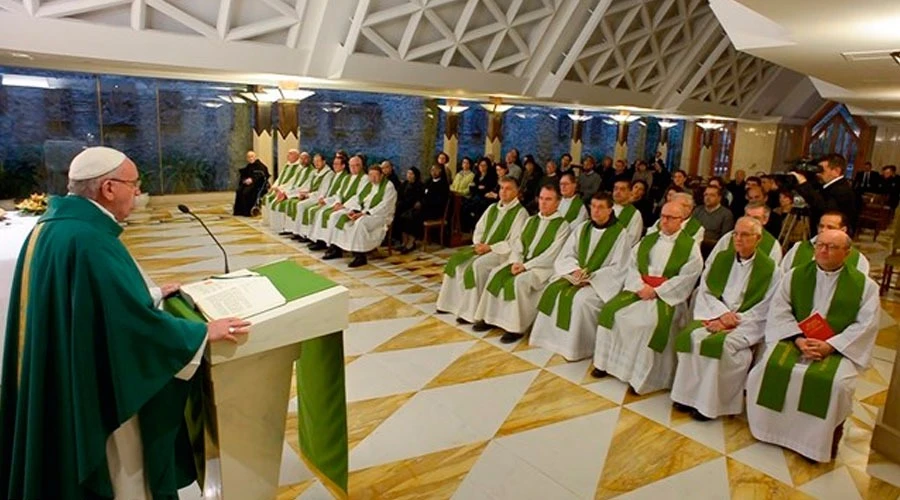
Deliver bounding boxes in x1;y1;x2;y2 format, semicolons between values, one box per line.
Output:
436;174;879;464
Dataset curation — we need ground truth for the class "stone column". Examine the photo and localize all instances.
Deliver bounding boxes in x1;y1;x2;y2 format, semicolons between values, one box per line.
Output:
569;111;585;164
697;126;715;178
253;101;275;178
873;352;900;463
485;110;503;163
443;109;460;177
657;124;671;165
614;121;629;163
680;120;695;172
276;101;300;172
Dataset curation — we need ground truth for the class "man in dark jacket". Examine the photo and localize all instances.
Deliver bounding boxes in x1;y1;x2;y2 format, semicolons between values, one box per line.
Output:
792;153;858;235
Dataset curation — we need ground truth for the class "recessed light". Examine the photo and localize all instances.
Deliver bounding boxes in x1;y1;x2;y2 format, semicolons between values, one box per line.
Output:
9;52;33;60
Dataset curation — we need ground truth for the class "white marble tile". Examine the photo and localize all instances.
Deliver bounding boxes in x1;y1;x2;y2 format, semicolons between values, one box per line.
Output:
799;466;863;500
396;292;435;304
342;317;424;356
583;378;629;405
349;370;539;471
513;347;554;368
483;333;523;352
729;442;794;486
496;408;621;498
348;295;384;314
452;441;580;500
624;393;674;427
872;358;895;383
344;341;476;402
380;284;416;296
546;359;592;384
279;442;315;486
616;458;730;500
672;418;726;454
873;345;897;363
361;276;400;286
855;377;889;401
867;459;900;487
414;302;438;315
295;481;333;500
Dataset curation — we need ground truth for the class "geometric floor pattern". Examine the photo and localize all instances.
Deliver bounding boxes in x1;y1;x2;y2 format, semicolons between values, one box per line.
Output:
122;204;900;500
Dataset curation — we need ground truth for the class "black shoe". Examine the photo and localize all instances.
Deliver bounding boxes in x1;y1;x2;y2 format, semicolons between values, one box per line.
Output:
322;247;343;260
456;317;471;325
348;254;368;268
400;245;415;255
672;402;693;413
472;321;492;332
435;309;450;314
279;231;293;236
309;241;327;251
500;332;523;344
690;409;712;422
296;235;310;243
590;368;608;379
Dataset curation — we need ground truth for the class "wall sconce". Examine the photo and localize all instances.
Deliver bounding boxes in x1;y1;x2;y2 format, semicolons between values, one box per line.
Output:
657;120;678;129
697;121;724;131
480;102;514;113
239;87;315;103
608;113;641;123
568;113;593;122
218;95;247;103
438;102;469;114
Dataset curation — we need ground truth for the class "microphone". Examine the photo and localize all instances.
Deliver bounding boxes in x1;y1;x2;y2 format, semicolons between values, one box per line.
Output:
178;204;230;273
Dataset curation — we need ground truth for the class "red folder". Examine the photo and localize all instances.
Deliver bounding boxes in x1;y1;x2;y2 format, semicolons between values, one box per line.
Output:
641;275;667;287
799;312;835;341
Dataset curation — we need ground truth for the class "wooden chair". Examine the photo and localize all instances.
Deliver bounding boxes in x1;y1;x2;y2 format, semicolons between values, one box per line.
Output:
858;193;892;241
879;215;900;295
421;200;451;252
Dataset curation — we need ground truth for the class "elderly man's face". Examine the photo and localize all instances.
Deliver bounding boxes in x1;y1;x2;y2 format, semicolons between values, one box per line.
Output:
499;180;518;204
299;152;310;165
732;219;761;258
815;229;851;271
246;152;257;163
348;158;362;175
745;206;769;225
659;202;686;236
100;159;140;222
287;151;300;163
559;176;576;198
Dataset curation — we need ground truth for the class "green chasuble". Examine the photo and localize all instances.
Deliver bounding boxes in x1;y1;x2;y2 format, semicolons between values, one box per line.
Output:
562;197;584;223
263;162;300;206
756;261;866;419
617;204;638;227
336;179;388;230
674;250;775;358
443;202;525;289
727;229;777;257
302;170;349;227
537;221;625;330
791;239;861;271
485;215;565;300
597;230;695;352
1;195;207;499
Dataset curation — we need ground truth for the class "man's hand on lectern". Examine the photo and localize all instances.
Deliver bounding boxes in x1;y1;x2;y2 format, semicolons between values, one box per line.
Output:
208;318;251;343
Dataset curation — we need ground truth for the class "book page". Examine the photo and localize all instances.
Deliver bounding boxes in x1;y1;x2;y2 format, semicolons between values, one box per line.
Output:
182;276;286;320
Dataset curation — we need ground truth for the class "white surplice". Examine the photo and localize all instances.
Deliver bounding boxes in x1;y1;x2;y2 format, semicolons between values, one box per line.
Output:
745;265;879;462
306;174;369;243
613;203;645;247
592;229;703;394
529;220;630;360
647;217;705;243
671;252;781;418
558;195;588;226
267;163;313;232
436;199;529;322
474;212;570;333
261;161;301;224
781;237;870;276
288;167;335;234
708;229;783;264
330;181;398;252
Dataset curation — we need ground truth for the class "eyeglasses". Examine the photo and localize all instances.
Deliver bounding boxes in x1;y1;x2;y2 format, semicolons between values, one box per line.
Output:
733;231;758;238
109;178;141;189
660;214;684;221
814;242;849;252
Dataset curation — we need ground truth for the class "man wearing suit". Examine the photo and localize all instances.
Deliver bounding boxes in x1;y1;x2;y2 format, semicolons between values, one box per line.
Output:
852;161;882;194
882;165;899;213
791;153;858;235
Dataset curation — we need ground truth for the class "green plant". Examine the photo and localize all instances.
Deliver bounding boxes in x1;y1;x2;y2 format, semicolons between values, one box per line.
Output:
162;155;216;194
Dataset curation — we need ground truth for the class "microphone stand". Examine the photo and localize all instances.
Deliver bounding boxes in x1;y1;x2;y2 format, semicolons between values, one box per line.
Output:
178;204;230;274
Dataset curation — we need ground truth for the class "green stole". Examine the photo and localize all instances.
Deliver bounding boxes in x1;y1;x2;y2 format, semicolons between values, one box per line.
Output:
485;215;565;301
336;179;388;229
597;230;695;352
791;240;861;271
264;162;299;206
756;261;865;419
286;168;329;219
727;229;777;257
301;170;348;226
674;250;775;358
683;217;701;237
443;202;524;289
563;197;584;223
294;164;314;188
315;174;365;228
617;204;637;227
537;221;625;330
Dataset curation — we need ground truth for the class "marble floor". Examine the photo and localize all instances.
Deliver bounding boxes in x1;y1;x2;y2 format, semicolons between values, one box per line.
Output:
122;205;900;500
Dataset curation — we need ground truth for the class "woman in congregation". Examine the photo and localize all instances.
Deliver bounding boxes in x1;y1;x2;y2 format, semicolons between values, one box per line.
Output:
450;156;476;196
461;157;498;232
436;151;453;183
397;165;450;253
520;156;544;213
631;179;654;229
394;167;425;246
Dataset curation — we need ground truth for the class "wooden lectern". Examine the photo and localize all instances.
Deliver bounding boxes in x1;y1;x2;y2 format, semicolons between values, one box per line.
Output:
166;260;350;499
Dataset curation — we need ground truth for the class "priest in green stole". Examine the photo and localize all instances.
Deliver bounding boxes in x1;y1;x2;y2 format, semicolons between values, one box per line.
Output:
1;147;250;499
558;172;588;226
531;192;630;360
437;176;529;323
305;154;367;246
592;201;703;394
648;192;705;243
262;149;305;226
472;184;571;343
672;217;781;420
708;201;783;265
746;229;879;463
781;211;870;275
323;164;398;268
612;179;645;247
281;153;335;233
268;151;314;232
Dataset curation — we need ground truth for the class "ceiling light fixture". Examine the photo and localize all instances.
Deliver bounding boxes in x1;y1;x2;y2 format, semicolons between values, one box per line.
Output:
1;74;54;89
9;52;33;60
437;103;469;114
480;102;514;113
657;120;678;129
602;119;617;125
568;113;592;122
697;121;724;131
239;87;314;103
201;102;224;109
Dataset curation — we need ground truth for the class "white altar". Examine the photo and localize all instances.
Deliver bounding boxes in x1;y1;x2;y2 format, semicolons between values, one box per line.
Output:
0;211;40;370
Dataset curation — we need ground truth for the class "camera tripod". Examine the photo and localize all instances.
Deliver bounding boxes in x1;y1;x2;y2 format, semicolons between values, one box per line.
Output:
779;206;811;248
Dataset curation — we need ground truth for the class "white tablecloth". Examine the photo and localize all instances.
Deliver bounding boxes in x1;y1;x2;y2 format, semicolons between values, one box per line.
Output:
1;212;40;370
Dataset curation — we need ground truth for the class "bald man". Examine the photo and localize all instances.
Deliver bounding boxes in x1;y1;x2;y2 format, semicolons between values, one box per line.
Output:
1;147;249;498
647;192;705;243
746;229;879;462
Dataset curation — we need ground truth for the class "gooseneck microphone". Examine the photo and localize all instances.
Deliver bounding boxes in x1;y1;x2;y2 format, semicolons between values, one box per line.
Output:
178;204;230;273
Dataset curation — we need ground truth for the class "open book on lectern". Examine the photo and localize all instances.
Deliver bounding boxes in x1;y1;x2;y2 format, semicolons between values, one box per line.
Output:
179;269;286;320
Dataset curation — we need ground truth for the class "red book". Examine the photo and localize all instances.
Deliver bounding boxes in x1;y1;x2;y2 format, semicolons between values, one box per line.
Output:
641;275;667;287
798;312;835;341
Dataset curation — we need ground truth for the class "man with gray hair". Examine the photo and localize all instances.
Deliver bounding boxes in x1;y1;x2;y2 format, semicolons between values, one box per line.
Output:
647;192;705;242
1;147;250;498
672;216;781;421
707;201;783;264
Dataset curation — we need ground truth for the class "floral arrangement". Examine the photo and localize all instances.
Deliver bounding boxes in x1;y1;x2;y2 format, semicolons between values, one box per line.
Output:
15;193;49;215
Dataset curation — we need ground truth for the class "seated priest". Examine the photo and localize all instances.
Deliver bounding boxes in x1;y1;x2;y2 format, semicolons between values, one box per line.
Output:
303;154;366;245
280;153;334;233
233;150;270;216
321;163;398;267
592;200;703;394
437;176;529;323
781;210;870;275
745;229;879;463
472;184;571;343
612;178;645;247
265;150;311;232
530;192;630;360
648;192;705;243
671;216;781;421
708;201;783;264
557;171;588;226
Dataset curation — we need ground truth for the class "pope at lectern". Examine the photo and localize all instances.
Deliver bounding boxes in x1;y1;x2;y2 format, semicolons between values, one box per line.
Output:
0;147;249;499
